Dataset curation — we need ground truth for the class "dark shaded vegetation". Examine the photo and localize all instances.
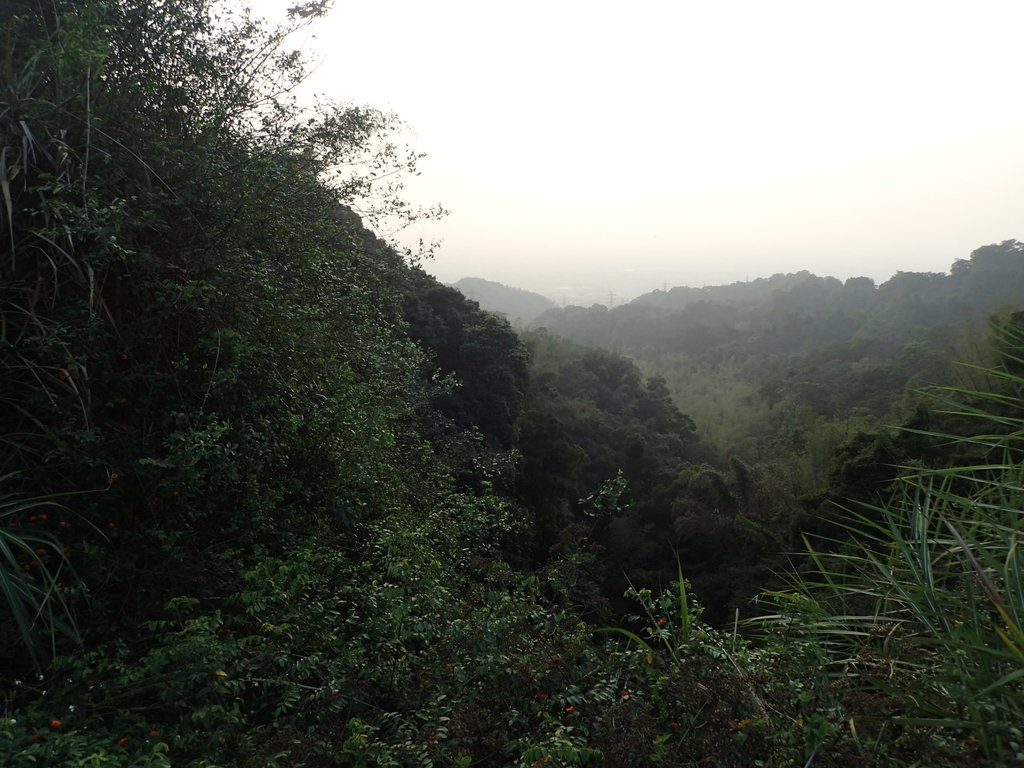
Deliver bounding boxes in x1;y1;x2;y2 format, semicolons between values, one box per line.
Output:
514;332;790;624
1;2;1022;766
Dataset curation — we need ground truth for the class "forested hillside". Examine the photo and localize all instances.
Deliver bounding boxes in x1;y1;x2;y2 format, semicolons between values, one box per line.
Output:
2;2;1022;767
452;277;557;327
533;249;1024;491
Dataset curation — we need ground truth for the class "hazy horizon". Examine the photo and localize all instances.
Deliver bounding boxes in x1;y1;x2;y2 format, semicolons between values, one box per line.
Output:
442;245;987;308
247;0;1024;304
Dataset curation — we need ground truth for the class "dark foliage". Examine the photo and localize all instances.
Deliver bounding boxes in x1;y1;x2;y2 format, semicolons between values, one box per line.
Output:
0;3;1019;766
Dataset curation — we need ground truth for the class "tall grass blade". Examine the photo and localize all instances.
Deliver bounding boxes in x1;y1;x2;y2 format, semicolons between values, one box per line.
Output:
676;554;690;637
760;321;1024;758
0;475;83;668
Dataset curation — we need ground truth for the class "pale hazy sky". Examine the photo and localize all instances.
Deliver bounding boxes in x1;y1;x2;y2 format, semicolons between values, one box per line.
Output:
248;0;1024;303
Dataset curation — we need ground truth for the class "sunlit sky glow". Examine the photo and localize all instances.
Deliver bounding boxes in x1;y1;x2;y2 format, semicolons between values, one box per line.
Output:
248;0;1024;303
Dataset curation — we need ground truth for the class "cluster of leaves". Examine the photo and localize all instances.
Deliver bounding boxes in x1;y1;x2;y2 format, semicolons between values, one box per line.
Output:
0;509;620;767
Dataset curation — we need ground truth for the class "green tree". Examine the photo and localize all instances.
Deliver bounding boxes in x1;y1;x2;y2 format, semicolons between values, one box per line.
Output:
0;0;441;658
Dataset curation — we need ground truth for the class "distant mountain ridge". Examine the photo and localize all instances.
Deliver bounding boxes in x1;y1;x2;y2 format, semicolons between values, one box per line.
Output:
452;277;558;326
533;241;1024;344
527;240;1024;455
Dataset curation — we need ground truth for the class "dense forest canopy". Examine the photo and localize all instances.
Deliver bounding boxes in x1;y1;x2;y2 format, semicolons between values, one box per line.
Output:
2;2;1023;766
530;243;1024;492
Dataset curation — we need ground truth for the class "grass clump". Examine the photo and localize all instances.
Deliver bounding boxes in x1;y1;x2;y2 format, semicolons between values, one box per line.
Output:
761;319;1024;765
